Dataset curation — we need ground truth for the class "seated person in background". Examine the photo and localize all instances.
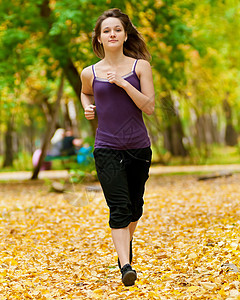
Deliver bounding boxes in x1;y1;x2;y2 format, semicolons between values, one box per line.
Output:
32;128;83;169
49;127;83;157
61;128;83;156
48;128;65;156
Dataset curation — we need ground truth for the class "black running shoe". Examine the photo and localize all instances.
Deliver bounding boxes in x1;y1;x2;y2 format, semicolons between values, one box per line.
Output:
121;263;137;286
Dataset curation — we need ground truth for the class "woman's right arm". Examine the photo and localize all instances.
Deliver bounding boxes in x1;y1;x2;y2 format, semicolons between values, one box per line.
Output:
81;66;96;120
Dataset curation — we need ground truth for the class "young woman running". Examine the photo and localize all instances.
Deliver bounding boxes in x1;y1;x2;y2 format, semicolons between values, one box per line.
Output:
81;8;155;286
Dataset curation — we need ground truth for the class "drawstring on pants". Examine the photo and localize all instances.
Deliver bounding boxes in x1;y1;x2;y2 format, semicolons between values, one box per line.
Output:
119;150;150;164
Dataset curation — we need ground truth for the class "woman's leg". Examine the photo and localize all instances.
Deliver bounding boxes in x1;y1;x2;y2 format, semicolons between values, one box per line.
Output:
112;221;138;268
111;226;130;268
112;226;137;286
129;221;138;240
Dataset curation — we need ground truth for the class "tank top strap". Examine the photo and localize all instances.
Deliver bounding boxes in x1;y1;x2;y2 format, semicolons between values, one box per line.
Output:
92;64;96;78
132;59;138;73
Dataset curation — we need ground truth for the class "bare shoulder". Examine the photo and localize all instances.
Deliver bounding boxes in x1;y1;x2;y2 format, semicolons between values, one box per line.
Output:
136;59;152;77
81;65;93;81
81;65;94;94
137;59;151;69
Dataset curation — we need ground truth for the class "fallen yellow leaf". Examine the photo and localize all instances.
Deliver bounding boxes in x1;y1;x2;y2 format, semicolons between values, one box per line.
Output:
187;286;200;292
201;282;217;290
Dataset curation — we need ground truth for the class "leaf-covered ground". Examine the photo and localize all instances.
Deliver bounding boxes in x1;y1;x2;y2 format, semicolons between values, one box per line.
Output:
0;173;240;299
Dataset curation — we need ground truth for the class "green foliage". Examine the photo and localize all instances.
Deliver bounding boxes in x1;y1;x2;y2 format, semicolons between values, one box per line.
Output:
0;152;33;172
0;0;239;168
2;29;30;48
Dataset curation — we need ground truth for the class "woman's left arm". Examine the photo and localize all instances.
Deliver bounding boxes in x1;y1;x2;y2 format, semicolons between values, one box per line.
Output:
107;60;155;115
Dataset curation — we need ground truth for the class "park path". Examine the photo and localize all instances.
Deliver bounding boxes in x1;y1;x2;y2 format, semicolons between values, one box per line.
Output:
0;163;240;181
0;168;240;298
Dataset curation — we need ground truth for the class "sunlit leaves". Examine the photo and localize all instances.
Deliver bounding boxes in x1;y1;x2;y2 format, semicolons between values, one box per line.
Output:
0;0;239;162
0;172;240;298
1;29;30;48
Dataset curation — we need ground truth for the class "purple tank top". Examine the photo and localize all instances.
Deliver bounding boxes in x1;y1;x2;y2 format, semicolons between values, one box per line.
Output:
92;59;150;150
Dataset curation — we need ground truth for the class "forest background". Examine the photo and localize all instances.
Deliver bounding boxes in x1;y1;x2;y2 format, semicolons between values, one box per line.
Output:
0;0;240;172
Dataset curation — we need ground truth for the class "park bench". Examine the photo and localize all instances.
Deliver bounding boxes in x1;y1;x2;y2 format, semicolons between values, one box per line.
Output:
33;146;93;170
46;146;93;163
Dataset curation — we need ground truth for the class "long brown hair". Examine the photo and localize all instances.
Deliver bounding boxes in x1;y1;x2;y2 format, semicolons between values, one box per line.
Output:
92;8;151;61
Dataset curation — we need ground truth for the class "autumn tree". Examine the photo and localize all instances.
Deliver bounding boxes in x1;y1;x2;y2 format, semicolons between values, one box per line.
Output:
0;0;239;169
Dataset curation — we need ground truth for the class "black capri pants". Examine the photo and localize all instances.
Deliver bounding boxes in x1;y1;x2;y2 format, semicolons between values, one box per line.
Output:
93;147;152;229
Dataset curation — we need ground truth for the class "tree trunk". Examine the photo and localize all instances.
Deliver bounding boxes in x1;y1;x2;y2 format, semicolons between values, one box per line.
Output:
31;74;64;179
195;114;220;146
195;115;206;147
144;114;168;164
65;99;80;137
225;124;238;146
64;101;72;129
39;0;98;134
209;112;221;144
29;118;35;154
161;93;188;157
3;118;14;167
223;96;238;146
0;131;3;156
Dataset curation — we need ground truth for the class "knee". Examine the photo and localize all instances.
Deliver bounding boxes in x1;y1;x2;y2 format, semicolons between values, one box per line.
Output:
109;210;132;229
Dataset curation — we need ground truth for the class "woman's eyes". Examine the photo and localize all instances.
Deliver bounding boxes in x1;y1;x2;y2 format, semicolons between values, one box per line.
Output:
103;29;122;33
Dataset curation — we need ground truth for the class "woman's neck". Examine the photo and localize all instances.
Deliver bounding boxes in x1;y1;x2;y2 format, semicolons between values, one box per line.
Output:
103;51;126;66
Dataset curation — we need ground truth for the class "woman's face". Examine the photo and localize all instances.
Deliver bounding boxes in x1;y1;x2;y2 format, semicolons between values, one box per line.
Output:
99;17;127;50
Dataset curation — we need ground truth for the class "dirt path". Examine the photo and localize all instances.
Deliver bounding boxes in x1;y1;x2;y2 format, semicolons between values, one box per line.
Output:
0;163;240;181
